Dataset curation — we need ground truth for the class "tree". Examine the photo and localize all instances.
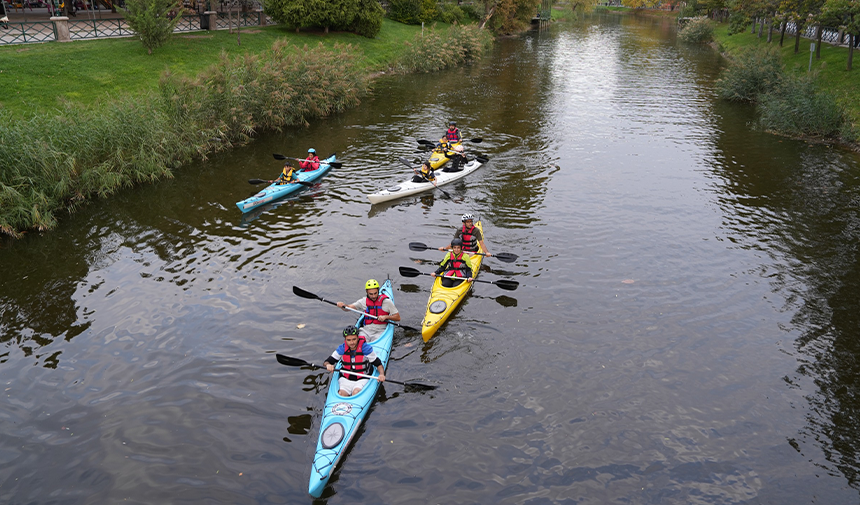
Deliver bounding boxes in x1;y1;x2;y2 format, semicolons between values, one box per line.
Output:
477;0;540;34
122;0;183;55
264;0;383;37
820;0;860;69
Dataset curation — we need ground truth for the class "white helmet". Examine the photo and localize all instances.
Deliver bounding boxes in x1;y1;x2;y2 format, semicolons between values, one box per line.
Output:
461;213;475;222
453;145;465;153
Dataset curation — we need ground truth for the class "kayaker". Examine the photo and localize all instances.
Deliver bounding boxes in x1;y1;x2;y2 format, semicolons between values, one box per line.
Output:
438;214;492;256
442;145;467;173
325;325;385;397
443;121;462;143
432;238;475;288
336;279;401;342
299;148;320;171
276;163;298;185
412;161;436;183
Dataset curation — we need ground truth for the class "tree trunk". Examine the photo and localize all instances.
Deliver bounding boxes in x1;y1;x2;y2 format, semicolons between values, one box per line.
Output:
768;18;774;43
779;20;786;47
478;5;495;30
849;35;855;71
751;18;756;34
758;18;764;37
794;23;803;54
816;25;822;59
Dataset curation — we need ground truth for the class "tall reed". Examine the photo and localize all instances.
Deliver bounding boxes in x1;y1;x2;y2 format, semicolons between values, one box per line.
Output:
1;41;366;238
393;24;494;74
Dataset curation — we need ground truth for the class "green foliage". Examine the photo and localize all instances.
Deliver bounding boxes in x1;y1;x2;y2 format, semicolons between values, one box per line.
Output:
388;0;439;24
678;16;714;42
121;0;183;54
349;0;385;37
715;46;785;101
487;0;540;35
757;73;849;138
263;0;383;37
439;4;470;24
0;41;366;237
393;24;493;73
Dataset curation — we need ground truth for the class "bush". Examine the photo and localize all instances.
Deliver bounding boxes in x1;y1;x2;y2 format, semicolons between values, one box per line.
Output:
678;16;713;43
388;0;438;24
350;0;384;37
393;24;493;73
715;46;784;102
121;0;183;54
757;73;849;139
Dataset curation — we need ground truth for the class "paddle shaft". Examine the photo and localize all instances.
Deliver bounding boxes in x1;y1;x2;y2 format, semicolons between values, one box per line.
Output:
292;286;420;332
275;353;435;389
408;242;517;263
399;266;519;290
399;157;451;199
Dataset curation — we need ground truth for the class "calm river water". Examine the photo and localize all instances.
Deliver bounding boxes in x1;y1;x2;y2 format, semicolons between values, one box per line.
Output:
3;12;860;505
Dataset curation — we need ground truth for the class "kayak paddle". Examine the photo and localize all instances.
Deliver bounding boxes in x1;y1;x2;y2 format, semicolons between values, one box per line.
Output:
273;153;343;169
248;178;313;187
275;354;437;391
292;285;421;332
398;266;519;291
416;138;482;146
408;242;517;263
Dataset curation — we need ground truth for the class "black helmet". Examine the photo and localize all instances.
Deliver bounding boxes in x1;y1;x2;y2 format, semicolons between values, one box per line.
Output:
451;238;464;247
449;121;457;127
343;325;359;337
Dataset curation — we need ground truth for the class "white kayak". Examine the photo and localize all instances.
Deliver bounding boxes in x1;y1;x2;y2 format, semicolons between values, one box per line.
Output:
367;159;486;205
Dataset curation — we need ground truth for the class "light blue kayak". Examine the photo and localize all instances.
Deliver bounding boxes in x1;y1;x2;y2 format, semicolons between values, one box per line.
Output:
236;154;336;213
308;279;395;498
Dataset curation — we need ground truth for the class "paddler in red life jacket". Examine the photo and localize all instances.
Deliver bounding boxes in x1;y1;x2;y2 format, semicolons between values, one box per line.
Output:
438;214;492;257
336;279;401;343
299;148;320;172
325;325;385;397
432;238;475;288
443;121;461;144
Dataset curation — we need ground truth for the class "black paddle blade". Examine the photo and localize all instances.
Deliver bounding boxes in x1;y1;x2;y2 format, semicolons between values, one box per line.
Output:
296;180;314;187
404;383;438;392
493;252;518;263
273;153;288;160
327;162;343;169
417;139;435;146
469;138;483;143
475;156;490;164
293;286;321;300
276;354;314;368
494;279;519;291
399;266;422;278
398;157;415;168
408;242;430;252
248;179;269;185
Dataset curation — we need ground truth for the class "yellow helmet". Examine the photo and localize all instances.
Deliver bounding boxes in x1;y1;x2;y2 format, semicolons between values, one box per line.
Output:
365;279;380;290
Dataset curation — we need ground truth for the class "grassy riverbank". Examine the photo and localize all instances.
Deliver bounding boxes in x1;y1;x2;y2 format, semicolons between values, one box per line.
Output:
0;19;421;115
712;25;860;127
0;20;492;237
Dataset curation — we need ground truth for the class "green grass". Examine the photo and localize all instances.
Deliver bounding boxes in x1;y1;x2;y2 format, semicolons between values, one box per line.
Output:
0;19;423;115
713;24;860;126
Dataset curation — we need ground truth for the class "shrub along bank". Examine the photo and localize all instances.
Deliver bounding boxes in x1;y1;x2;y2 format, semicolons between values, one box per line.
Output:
0;23;492;238
711;24;859;145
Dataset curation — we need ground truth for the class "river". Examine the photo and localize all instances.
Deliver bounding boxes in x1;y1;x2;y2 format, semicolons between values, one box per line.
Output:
2;12;860;504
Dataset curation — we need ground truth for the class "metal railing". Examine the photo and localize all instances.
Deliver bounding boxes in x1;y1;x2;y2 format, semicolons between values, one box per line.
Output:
68;18;133;40
0;20;55;44
214;11;258;29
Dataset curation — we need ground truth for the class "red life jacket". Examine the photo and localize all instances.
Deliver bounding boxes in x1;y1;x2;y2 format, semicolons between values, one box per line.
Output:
445;128;461;142
362;294;389;326
444;252;470;278
461;224;478;252
341;335;370;381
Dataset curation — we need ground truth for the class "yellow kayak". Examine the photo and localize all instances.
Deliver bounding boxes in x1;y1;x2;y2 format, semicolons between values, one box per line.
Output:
427;141;463;170
421;220;484;341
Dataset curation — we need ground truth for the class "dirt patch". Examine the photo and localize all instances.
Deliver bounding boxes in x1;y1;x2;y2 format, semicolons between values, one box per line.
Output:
16;47;30;53
179;35;214;39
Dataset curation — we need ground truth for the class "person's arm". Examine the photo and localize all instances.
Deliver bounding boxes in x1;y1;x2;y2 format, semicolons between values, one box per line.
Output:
439;230;462;251
325;348;342;372
364;347;385;382
336;298;365;311
466;255;476;280
380;299;400;322
478;239;491;256
432;257;448;277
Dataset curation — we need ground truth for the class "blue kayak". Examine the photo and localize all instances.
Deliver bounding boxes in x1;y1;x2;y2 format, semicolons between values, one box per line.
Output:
308;279;395;498
236;154;336;213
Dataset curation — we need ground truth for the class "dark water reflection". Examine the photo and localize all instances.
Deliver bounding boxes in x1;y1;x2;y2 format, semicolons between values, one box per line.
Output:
2;12;860;504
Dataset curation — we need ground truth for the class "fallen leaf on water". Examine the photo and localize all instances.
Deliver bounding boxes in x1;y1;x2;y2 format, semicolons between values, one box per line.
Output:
622;279;635;284
296;323;306;329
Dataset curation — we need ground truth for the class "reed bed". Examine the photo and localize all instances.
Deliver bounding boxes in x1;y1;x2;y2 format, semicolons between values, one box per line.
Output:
393;24;494;74
1;41;365;237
